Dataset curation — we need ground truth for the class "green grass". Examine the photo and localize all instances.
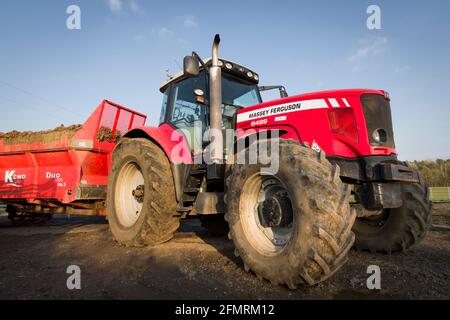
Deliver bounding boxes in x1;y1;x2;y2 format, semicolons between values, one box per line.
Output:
429;187;450;203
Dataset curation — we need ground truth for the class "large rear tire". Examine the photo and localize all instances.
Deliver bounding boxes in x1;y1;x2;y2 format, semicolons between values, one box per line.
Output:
353;183;432;253
107;138;180;247
225;139;356;288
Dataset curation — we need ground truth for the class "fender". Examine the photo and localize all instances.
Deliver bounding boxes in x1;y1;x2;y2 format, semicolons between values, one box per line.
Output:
123;123;192;165
123;124;193;203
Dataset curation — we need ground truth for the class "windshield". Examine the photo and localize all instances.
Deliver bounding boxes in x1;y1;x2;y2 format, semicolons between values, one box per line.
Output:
167;72;261;126
221;75;261;129
222;75;261;108
165;71;262;151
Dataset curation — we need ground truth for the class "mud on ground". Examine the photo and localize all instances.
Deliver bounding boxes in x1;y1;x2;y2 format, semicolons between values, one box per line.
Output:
0;124;82;145
0;205;448;300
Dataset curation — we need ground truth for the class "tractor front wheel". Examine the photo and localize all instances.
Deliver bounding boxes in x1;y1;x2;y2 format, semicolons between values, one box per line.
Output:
225;139;356;288
353;183;432;253
107;138;180;247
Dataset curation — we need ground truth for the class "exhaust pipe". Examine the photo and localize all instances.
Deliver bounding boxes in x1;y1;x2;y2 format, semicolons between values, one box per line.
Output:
209;34;223;164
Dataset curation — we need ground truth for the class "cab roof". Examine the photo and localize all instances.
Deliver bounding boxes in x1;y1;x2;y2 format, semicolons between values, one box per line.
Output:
159;58;259;93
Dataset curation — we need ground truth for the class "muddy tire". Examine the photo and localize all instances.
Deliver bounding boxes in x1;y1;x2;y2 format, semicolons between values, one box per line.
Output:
353;183;432;253
107;138;180;247
199;215;229;236
225;139;356;288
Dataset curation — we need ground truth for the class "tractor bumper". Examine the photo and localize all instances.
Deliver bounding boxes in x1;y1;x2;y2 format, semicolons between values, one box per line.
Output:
368;163;420;183
328;155;420;211
328;155;419;183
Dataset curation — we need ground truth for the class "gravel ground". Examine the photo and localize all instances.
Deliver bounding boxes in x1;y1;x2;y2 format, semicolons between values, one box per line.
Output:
0;205;448;300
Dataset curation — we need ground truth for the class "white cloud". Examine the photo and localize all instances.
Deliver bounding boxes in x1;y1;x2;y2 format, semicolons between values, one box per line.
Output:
158;27;174;38
107;0;122;13
348;37;388;63
183;17;197;28
106;0;142;14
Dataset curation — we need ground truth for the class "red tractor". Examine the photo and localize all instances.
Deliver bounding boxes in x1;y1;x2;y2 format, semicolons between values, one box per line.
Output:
106;35;431;287
0;35;432;288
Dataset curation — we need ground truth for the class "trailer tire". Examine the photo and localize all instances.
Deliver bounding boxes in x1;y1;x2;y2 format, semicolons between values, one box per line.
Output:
107;138;180;247
225;139;356;288
6;205;52;226
353;183;432;253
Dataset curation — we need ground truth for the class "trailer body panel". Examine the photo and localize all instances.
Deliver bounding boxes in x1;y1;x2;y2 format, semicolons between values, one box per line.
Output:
0;100;146;209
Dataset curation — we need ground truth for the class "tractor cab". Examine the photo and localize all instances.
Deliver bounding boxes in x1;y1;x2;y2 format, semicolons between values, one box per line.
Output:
158;58;262;151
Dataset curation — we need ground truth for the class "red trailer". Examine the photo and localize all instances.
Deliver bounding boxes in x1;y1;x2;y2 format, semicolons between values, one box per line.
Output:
0;100;146;221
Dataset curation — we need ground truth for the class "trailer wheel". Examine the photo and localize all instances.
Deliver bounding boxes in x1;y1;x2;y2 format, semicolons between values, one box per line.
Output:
353;183;432;253
225;139;356;288
6;206;52;226
107;138;180;247
199;214;229;236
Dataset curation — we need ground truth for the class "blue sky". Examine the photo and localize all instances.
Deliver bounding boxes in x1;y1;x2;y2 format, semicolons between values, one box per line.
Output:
0;0;449;160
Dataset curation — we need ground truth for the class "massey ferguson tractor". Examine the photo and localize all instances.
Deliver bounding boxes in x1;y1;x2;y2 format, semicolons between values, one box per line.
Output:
0;35;432;288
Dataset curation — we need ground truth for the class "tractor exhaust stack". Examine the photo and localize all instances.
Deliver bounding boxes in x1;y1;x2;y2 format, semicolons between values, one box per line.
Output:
209;34;223;164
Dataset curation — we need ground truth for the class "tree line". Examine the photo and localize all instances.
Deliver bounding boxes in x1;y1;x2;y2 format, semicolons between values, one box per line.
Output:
409;159;450;187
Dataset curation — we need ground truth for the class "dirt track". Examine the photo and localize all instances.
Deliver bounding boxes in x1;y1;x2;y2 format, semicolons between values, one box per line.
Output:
0;206;449;300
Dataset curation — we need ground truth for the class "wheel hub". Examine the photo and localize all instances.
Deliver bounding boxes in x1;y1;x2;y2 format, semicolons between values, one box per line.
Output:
239;174;295;254
132;185;145;203
259;193;293;228
114;162;145;228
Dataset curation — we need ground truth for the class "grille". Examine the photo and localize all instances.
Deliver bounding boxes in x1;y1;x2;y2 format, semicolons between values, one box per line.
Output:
361;94;395;148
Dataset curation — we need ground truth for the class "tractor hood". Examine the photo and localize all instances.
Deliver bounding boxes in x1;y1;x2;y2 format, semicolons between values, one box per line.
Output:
236;88;396;159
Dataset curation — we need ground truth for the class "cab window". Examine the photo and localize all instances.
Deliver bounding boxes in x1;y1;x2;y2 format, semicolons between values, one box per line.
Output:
221;75;261;129
169;73;207;129
159;89;169;125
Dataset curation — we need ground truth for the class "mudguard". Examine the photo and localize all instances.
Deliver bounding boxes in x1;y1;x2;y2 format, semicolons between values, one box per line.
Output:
124;123;192;165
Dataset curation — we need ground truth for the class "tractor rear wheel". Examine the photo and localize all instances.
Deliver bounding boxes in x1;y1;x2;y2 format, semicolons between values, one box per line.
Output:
353;183;432;253
107;138;180;247
225;139;356;288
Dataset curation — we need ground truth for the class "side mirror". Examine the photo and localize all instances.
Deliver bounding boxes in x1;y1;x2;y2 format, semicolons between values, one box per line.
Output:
183;55;199;77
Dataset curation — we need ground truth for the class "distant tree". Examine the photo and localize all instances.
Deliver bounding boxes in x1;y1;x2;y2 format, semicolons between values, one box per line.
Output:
408;159;450;187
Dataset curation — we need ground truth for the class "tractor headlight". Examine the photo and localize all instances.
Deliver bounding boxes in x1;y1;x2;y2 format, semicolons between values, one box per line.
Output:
247;71;253;78
225;62;233;70
372;128;387;145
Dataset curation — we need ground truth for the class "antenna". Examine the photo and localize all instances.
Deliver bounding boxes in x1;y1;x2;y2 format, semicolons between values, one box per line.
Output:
165;69;173;80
